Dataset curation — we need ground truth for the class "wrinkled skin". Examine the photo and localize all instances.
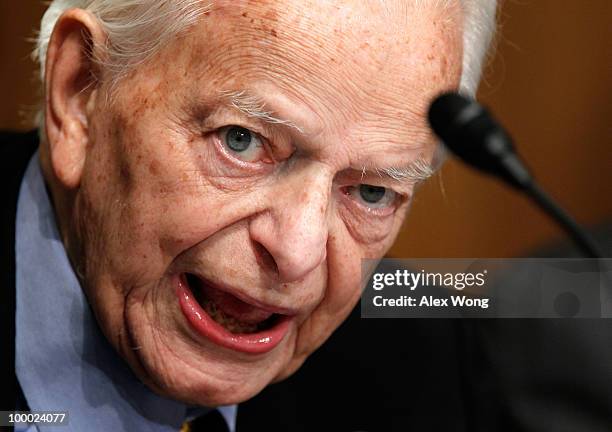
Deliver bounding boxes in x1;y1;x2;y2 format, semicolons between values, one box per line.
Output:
42;0;463;406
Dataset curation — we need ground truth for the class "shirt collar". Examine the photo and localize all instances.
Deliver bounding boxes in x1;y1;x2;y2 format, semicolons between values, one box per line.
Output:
15;152;236;432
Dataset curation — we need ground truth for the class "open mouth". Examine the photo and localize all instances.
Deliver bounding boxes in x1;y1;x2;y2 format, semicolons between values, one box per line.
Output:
186;273;279;334
176;273;293;354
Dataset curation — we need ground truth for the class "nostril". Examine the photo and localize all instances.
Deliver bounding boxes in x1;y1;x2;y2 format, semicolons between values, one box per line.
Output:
253;240;279;277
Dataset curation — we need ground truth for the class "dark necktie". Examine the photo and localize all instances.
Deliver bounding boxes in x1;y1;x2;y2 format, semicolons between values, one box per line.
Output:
181;409;229;432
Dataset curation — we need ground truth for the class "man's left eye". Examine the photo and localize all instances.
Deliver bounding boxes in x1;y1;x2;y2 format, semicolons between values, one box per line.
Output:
219;125;267;163
348;184;398;210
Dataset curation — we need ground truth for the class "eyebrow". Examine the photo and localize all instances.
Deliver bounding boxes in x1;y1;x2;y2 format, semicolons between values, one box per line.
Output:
361;157;435;184
218;89;305;134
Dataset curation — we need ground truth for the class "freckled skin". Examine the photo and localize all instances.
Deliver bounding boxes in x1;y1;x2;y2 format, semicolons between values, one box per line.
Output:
52;0;463;406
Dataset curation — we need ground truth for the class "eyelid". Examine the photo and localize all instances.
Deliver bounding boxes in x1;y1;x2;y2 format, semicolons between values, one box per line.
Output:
202;108;275;143
338;169;413;196
339;185;400;218
217;124;266;146
354;181;410;202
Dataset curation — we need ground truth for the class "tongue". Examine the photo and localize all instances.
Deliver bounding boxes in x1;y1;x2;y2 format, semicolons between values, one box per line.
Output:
199;281;274;324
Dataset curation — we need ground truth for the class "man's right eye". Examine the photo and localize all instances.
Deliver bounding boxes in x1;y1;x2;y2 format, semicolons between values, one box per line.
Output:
218;125;269;163
346;184;398;211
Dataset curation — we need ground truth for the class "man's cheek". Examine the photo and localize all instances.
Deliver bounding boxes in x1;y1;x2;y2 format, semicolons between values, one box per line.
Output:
154;181;266;259
305;262;362;338
76;188;168;291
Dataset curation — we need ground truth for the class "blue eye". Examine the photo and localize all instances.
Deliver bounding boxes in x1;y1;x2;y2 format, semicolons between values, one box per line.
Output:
348;184;397;210
220;126;266;162
359;184;386;203
226;126;253;152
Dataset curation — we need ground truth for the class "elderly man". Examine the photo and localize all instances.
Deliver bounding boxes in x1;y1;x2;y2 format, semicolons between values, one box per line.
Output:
2;0;496;430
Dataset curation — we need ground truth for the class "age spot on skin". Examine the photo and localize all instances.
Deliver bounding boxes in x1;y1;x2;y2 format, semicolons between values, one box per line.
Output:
263;8;277;22
149;159;160;175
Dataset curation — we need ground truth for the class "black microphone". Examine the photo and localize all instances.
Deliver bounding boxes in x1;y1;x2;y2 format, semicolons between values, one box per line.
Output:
428;92;603;259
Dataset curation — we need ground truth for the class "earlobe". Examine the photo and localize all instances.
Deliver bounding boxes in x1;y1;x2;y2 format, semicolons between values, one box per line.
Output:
44;8;106;189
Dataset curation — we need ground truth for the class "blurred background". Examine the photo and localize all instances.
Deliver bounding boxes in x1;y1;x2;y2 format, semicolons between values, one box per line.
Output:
1;1;611;258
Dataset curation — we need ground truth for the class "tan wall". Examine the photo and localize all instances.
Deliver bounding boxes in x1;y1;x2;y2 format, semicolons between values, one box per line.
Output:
393;0;612;257
0;2;47;129
2;1;610;258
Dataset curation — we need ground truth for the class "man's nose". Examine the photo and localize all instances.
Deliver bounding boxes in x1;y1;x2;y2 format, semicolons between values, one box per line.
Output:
248;165;330;283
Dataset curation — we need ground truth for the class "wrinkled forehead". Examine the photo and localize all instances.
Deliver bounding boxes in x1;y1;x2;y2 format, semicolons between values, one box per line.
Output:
139;0;463;144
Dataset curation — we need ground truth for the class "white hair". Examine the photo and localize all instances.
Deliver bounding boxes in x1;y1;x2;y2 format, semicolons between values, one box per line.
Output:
459;0;497;94
34;0;211;83
33;0;497;127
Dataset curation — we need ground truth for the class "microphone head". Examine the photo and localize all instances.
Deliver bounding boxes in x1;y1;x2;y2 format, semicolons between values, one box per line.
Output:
428;93;477;142
428;92;532;189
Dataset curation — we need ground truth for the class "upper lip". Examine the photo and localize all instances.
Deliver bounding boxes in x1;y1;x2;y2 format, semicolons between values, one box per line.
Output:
186;272;300;317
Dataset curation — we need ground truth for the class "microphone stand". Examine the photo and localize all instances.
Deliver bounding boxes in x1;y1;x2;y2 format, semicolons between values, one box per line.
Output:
526;183;603;259
428;92;605;259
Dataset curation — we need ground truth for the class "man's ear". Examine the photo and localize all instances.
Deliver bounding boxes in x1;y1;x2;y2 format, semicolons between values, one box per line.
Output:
44;8;106;189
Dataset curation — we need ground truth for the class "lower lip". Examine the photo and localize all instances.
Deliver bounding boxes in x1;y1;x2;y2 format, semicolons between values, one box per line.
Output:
176;274;292;354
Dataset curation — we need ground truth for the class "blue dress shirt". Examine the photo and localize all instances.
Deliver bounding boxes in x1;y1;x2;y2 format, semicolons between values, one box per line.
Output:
15;153;237;431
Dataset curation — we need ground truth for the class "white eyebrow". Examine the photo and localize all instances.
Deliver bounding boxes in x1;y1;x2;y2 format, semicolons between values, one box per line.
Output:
363;157;436;184
218;89;305;134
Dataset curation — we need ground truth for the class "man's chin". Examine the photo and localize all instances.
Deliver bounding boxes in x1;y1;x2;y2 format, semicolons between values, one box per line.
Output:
152;376;267;408
120;336;288;407
119;308;298;407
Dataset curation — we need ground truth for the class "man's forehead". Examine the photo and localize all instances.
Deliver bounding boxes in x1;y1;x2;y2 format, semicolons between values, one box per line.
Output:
213;0;461;27
209;0;462;57
186;0;462;124
158;0;463;181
